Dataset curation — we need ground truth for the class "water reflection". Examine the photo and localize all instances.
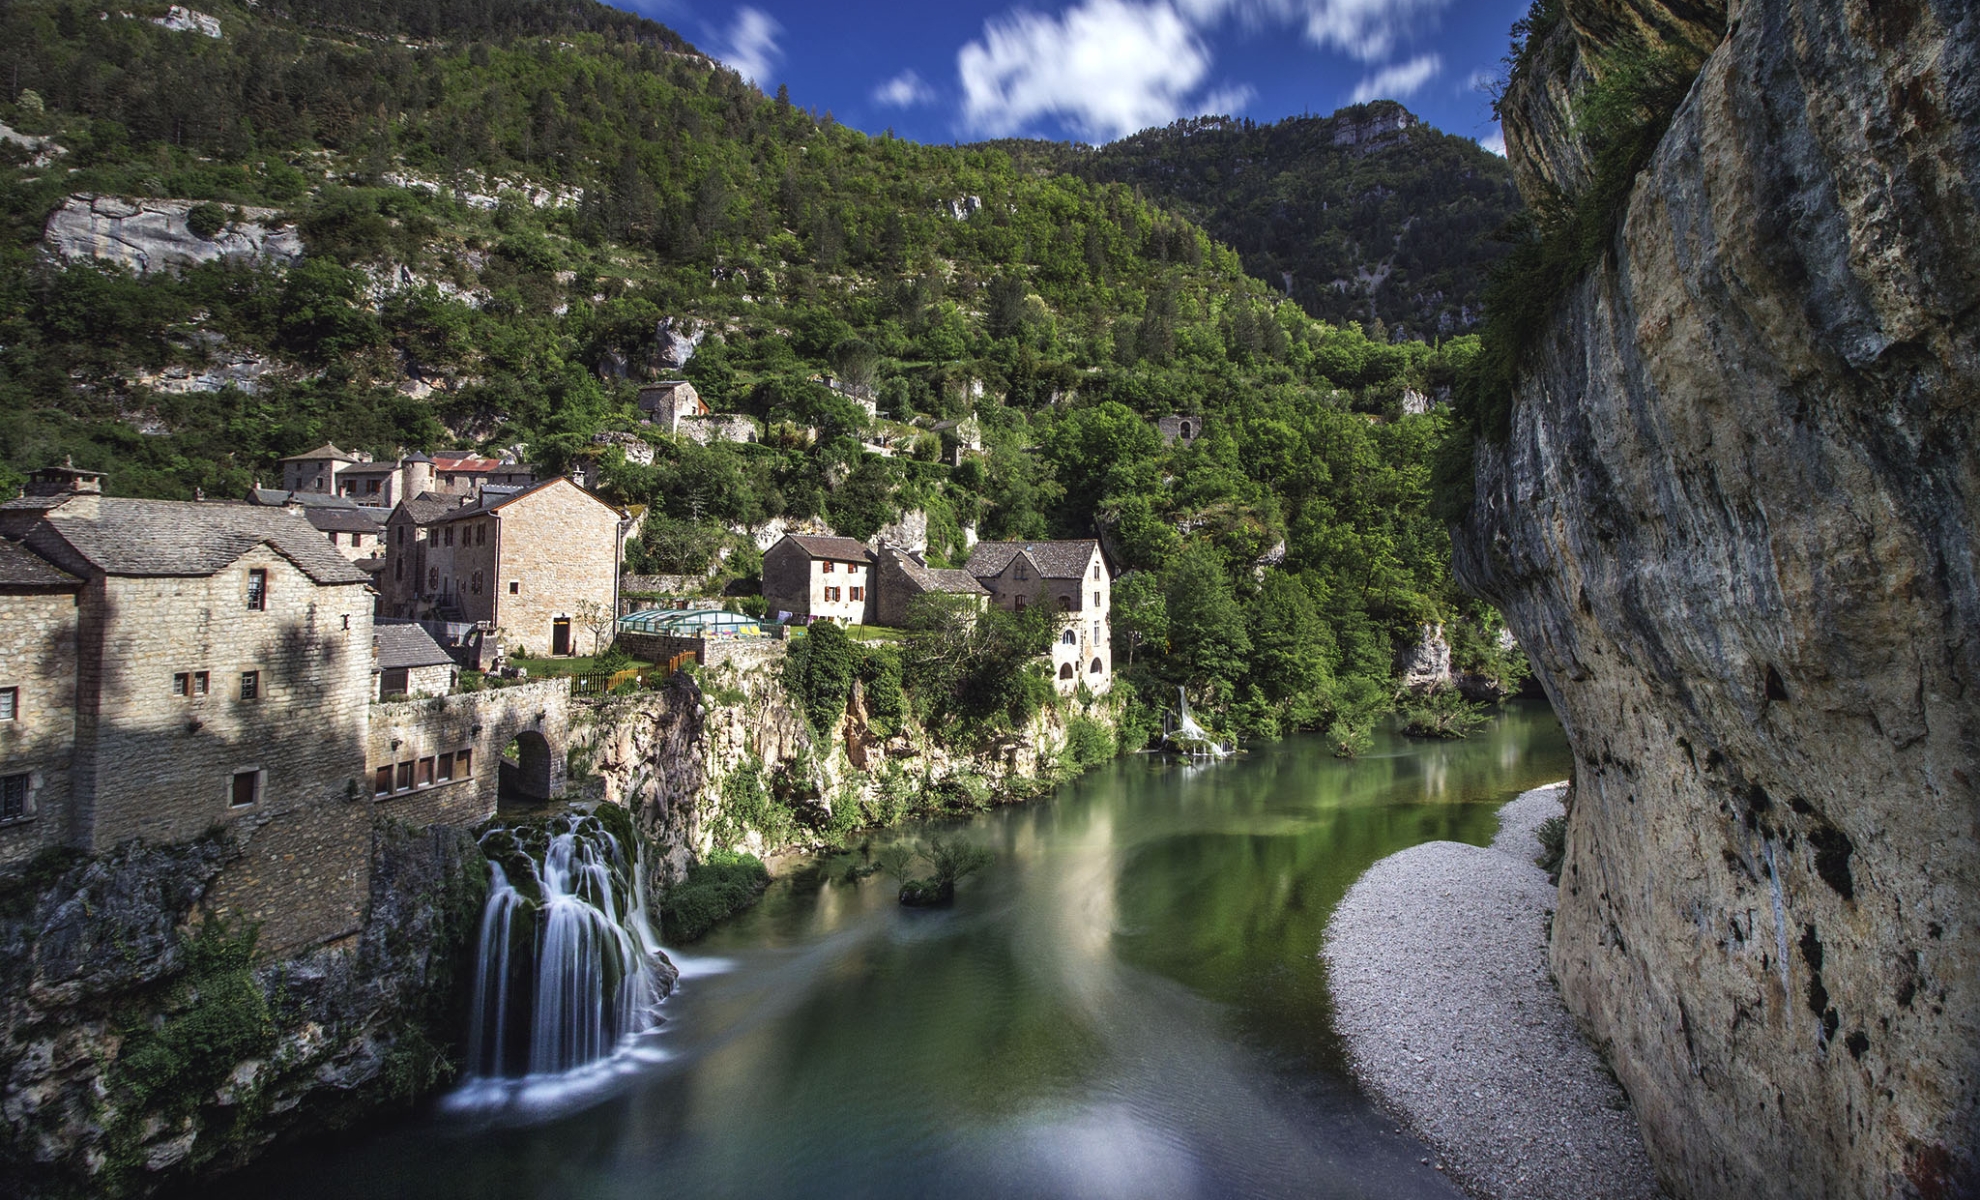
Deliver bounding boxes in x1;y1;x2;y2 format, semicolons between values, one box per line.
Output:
202;702;1569;1200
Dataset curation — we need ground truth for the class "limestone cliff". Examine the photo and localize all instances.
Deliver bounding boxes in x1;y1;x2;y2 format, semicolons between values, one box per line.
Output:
1455;1;1979;1196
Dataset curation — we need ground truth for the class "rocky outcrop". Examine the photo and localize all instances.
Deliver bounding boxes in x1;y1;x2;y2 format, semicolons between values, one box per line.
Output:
44;196;303;275
1;822;484;1198
1395;623;1452;692
1455;1;1980;1196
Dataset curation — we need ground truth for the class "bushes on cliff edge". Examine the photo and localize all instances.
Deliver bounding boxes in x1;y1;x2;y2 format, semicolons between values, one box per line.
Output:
661;851;770;943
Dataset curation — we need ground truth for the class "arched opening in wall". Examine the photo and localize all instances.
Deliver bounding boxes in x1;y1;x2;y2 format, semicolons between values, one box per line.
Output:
1089;657;1104;674
499;729;556;805
1061;629;1077;645
1179;421;1193;440
1058;663;1075;681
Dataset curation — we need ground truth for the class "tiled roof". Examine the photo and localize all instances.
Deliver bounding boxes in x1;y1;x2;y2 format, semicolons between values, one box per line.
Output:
22;498;370;584
337;460;399;475
430;453;503;472
964;539;1101;581
396;493;463;526
427;477;618;525
279;443;353;462
374;620;456;670
779;534;876;563
0;538;80;588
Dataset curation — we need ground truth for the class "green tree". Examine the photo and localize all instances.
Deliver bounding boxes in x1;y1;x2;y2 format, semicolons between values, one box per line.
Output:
1163;546;1250;695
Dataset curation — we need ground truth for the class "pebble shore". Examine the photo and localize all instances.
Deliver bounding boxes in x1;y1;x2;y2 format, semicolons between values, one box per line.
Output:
1322;782;1665;1200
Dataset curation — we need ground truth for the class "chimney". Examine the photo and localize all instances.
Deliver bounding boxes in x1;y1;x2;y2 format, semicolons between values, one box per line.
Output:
24;459;106;497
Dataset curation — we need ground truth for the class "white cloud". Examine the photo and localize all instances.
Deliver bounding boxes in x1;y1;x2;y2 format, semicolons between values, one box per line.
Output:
1197;83;1257;116
1166;0;1453;61
1479;129;1506;156
873;70;937;108
712;6;781;87
958;0;1219;141
1348;52;1440;103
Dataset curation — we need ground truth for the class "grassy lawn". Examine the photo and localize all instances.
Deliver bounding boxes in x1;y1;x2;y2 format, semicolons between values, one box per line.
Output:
510;655;653;677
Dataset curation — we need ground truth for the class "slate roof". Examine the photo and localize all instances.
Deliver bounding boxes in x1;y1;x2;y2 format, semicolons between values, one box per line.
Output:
895;555;988;596
428;477;599;524
395;492;465;526
19;497;371;585
778;534;876;563
279;443;353;462
374;620;456;670
336;460;400;475
964;539;1102;581
304;506;386;535
249;488;364;509
0;538;80;588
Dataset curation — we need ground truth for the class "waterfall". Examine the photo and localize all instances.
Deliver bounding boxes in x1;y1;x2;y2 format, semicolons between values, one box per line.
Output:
1170;687;1231;759
457;809;671;1100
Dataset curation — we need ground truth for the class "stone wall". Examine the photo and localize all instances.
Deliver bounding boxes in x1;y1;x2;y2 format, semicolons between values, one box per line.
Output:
78;555;374;857
1456;0;1980;1194
0;587;79;870
492;482;620;657
365;679;570;822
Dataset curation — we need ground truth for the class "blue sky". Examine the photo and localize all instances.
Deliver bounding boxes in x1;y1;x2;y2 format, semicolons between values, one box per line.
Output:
610;0;1526;152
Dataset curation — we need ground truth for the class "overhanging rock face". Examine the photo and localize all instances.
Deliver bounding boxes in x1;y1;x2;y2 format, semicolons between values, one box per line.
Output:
1455;0;1980;1195
43;194;304;274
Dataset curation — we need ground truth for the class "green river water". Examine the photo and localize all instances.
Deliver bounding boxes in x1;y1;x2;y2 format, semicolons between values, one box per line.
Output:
213;700;1569;1199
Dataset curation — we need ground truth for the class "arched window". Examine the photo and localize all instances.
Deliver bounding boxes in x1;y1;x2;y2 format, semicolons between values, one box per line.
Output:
1090;657;1104;674
1180;421;1193;439
1058;663;1075;680
1061;629;1077;645
1058;595;1073;611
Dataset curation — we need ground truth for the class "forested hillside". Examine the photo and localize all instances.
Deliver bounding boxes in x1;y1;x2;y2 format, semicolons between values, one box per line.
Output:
991;106;1521;338
0;0;1521;747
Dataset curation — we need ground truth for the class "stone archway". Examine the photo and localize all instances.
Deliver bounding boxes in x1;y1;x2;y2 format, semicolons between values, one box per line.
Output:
500;729;556;803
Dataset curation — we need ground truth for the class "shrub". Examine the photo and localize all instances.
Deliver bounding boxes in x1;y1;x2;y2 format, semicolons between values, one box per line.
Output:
1063;714;1115;769
661;851;769;942
1398;687;1490;739
186;202;227;239
1536;815;1568;883
786;620;855;734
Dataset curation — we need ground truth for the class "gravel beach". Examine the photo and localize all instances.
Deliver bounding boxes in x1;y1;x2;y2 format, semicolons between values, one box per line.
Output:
1322;782;1665;1200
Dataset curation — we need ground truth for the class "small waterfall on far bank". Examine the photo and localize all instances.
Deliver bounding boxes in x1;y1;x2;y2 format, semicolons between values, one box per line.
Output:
1167;687;1231;759
453;808;673;1108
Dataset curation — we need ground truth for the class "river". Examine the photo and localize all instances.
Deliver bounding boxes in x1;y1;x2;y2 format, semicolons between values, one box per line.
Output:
212;700;1569;1199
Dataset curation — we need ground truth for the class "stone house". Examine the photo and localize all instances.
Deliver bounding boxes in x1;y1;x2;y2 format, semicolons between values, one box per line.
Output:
1156;415;1203;445
873;545;987;627
377;478;623;659
246;489;388;562
638;380;709;432
278;443;355;494
964;539;1112;695
374;620;457;701
0;535;82;868
762;534;877;625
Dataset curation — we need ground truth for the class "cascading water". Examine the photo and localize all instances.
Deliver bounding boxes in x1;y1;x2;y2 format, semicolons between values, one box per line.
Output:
1168;687;1231;759
454;808;673;1108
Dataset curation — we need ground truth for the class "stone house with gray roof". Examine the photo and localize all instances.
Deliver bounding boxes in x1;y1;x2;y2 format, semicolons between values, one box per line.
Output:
763;534;879;624
0;465;378;951
0;534;82;869
874;545;988;627
374;620;457;701
964;539;1113;695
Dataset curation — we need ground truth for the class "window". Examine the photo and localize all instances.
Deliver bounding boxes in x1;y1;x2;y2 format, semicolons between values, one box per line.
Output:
353;533;365;548
1093;564;1101;580
1;774;29;822
444;527;455;546
437;752;454;782
367;480;381;495
1059;663;1074;680
1015;563;1029;581
230;770;260;808
456;748;472;777
173;672;190;697
1093;621;1102;644
1090;657;1104;674
1093;591;1102;608
246;568;268;611
822;561;835;573
240;671;260;700
396;762;414;791
509;581;520;595
849;563;861;575
825;587;841;602
428;567;438;591
849;587;864;601
328;531;339;546
396;525;405;545
417;757;435;787
194;672;209;696
1014;595;1027;612
374;766;393;797
0;687;16;721
472;570;483;595
1061;629;1077;645
477;524;486;546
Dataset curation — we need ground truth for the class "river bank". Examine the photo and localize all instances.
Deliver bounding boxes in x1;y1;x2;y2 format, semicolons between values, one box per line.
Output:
1323;782;1665;1200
